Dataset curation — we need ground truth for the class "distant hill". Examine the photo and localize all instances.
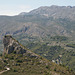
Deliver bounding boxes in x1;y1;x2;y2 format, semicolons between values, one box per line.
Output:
0;5;75;39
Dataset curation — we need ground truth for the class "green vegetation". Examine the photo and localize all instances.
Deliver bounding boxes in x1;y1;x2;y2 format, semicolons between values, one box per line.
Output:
25;39;75;71
1;34;75;72
66;44;75;48
51;36;68;41
0;11;75;74
0;35;75;75
0;53;74;75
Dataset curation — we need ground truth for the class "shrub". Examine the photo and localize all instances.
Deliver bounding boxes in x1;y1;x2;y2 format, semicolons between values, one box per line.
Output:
19;54;23;57
13;69;18;72
36;62;41;65
15;63;20;66
16;59;23;63
69;68;73;72
54;68;56;71
0;54;2;56
4;54;8;58
40;57;43;59
9;56;14;60
3;60;8;64
46;65;49;69
0;65;2;69
13;51;16;54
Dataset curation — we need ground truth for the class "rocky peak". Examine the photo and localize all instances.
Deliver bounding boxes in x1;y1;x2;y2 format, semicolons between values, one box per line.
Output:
3;35;26;54
19;5;75;20
3;35;39;58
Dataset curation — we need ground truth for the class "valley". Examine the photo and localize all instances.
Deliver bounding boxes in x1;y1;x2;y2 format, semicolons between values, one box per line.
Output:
0;5;75;73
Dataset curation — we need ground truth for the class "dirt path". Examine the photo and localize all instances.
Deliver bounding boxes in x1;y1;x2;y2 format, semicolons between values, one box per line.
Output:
0;67;10;74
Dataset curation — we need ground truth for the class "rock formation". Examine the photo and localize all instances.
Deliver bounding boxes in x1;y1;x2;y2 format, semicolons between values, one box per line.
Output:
3;35;38;58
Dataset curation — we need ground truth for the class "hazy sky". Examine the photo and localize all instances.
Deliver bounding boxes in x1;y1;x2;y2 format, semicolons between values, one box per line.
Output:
0;0;75;16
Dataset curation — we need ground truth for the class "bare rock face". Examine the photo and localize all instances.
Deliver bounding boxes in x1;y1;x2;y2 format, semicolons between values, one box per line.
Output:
3;35;26;54
3;35;39;58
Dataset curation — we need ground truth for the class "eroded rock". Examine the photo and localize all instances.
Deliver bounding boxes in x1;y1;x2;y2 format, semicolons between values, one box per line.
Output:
3;35;39;58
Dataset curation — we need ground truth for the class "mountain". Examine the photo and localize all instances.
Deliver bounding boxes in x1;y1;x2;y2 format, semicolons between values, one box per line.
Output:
0;5;75;72
20;5;75;20
1;5;75;39
0;5;75;40
0;35;74;75
19;12;28;15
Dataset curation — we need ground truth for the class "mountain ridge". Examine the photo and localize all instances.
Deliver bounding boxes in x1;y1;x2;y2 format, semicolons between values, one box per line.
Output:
19;5;75;20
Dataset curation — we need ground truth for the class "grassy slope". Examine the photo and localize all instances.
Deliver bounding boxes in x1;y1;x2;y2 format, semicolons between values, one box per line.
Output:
0;15;75;74
1;53;74;75
0;36;74;75
25;36;75;71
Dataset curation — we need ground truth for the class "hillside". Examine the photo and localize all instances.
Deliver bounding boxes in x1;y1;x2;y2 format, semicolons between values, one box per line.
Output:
0;5;75;72
0;6;75;39
0;35;74;75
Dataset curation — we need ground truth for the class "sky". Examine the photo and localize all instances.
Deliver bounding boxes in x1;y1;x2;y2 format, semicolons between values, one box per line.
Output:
0;0;75;16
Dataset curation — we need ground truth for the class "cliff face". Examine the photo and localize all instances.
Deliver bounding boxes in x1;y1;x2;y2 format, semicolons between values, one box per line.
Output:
3;35;38;58
3;35;27;54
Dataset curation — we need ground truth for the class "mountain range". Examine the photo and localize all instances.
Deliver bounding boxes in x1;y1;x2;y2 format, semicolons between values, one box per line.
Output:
20;5;75;20
0;5;75;39
0;5;75;72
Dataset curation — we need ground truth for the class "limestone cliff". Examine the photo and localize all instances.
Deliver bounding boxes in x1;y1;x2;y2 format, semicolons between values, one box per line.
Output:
3;35;38;57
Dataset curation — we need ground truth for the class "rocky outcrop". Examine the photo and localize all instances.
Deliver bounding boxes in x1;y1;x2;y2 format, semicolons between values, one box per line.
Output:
3;35;26;54
3;35;39;58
